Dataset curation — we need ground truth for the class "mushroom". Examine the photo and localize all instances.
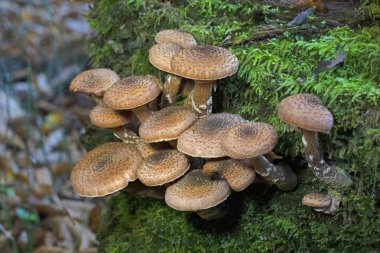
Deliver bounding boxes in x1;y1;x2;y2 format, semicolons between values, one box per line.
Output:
302;192;341;214
170;45;239;115
70;142;143;197
138;150;190;186
103;75;161;123
113;127;166;158
139;106;198;143
221;122;297;191
165;169;231;211
69;68;120;102
89;103;133;129
277;93;352;189
203;158;256;192
155;29;197;48
177;113;246;158
149;43;183;107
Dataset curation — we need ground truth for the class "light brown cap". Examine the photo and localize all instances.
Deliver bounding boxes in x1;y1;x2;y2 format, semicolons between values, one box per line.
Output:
149;43;183;74
170;45;239;80
139;106;198;143
138;150;190;186
70;142;143;197
203;159;255;192
103;75;161;110
222;122;278;159
165;169;231;211
277;93;333;133
302;193;332;209
155;29;197;48
89;103;133;128
69;68;120;97
177;113;246;158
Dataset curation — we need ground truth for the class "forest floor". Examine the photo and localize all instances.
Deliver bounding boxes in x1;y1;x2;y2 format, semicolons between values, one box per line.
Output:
0;1;103;252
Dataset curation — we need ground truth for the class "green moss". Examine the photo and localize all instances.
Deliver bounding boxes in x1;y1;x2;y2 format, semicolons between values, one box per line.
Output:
86;1;380;252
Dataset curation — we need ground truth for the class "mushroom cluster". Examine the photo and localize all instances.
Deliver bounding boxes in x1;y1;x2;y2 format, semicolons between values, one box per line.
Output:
68;29;350;218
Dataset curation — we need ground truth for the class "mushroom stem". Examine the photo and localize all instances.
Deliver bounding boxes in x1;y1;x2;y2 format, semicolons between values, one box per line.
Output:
161;75;182;108
113;128;163;158
301;129;352;188
196;202;228;220
249;156;297;191
131;106;152;123
190;81;213;116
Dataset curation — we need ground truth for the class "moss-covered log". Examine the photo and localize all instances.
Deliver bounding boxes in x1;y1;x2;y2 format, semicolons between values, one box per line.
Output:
85;1;380;252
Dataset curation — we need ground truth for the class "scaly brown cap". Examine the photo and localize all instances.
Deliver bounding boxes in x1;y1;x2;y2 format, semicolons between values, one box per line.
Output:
69;68;120;97
177;113;246;158
222;122;278;159
155;29;197;48
103;75;160;110
170;45;239;81
139;106;198;143
165;169;231;211
149;43;183;74
302;193;332;209
138;150;190;186
277;93;333;133
89;103;133;128
70;142;143;197
203;159;255;192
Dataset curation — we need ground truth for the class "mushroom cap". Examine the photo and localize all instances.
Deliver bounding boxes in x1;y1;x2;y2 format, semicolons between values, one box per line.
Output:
139;106;198;143
138;150;190;186
149;43;183;74
165;169;231;211
170;45;239;80
177;113;246;158
103;75;161;110
70;142;143;197
222;122;278;159
277;93;333;133
69;68;120;97
203;159;255;192
89;103;133;128
155;29;197;48
302;193;332;209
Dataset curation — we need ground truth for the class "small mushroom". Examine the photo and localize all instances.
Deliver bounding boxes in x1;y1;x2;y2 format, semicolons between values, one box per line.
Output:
103;75;161;123
149;43;183;107
170;45;239;115
203;158;255;192
155;29;197;48
89;103;133;129
165;169;231;211
177;113;246;158
277;93;352;189
70;142;143;197
302;192;341;214
69;68;120;101
139;106;198;143
138;150;190;186
221;122;297;191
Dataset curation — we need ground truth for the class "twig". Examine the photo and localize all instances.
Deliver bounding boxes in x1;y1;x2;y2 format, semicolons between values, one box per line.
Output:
287;7;315;27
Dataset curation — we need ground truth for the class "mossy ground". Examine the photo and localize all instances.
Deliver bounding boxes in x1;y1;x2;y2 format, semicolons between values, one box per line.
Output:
86;1;380;252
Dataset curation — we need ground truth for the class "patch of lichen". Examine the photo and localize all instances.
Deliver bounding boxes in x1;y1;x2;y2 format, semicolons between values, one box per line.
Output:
86;0;380;252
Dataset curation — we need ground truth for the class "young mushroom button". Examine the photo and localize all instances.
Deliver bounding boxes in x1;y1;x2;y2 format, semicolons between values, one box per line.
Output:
221;122;297;191
277;93;352;189
170;45;239;115
155;29;197;48
70;142;143;197
165;169;231;212
103;75;161;123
